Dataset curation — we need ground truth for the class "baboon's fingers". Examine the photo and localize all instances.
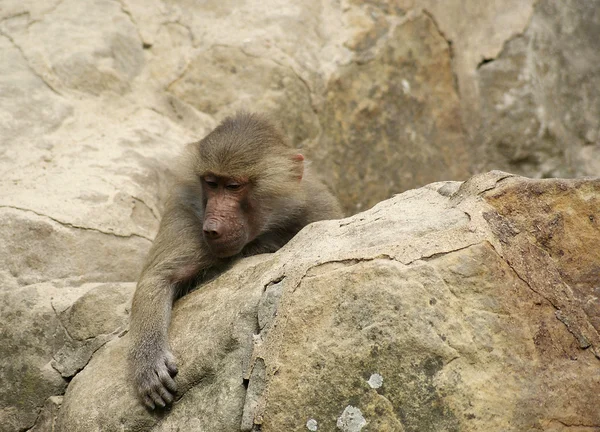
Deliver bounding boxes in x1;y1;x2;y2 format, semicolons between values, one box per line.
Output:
143;394;155;410
158;386;174;405
149;388;166;408
165;355;178;377
158;368;178;394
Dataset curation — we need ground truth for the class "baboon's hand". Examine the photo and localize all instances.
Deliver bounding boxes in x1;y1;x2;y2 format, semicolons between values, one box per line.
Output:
134;348;178;409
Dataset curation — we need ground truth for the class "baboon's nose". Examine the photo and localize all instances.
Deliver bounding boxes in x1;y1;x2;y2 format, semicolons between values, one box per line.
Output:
203;220;222;239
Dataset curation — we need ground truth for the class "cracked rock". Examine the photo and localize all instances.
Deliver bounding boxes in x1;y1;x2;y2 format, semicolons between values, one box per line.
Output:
2;0;600;430
0;282;136;432
54;173;600;431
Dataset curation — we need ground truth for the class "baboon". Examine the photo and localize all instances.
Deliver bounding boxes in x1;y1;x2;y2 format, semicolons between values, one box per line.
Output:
129;112;342;409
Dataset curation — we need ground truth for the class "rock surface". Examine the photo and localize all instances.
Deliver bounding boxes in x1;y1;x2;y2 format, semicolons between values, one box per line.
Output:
1;0;599;431
477;0;600;179
1;0;598;216
54;172;600;432
0;282;134;432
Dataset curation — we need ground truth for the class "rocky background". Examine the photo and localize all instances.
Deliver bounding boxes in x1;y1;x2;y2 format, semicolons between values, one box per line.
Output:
0;0;599;431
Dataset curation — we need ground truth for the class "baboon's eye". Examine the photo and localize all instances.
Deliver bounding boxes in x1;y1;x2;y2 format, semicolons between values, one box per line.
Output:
225;183;242;191
203;176;218;189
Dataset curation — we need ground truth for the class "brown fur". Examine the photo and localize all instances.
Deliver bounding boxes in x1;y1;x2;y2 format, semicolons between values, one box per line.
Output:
129;112;342;409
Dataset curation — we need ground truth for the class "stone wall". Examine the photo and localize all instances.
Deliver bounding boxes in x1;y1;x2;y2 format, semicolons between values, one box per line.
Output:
1;1;599;431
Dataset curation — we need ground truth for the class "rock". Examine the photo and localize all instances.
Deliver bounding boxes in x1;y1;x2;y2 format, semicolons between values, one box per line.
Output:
56;173;600;431
30;396;63;432
415;0;536;128
0;282;135;432
1;0;598;220
1;0;600;430
2;0;144;96
0;36;72;148
51;282;135;377
0;283;68;432
477;0;600;178
168;45;319;149
0;208;150;287
314;13;469;214
56;256;271;432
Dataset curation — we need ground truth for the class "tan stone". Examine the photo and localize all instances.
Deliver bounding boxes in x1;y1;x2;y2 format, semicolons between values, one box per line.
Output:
1;0;600;430
314;13;470;213
52;173;600;431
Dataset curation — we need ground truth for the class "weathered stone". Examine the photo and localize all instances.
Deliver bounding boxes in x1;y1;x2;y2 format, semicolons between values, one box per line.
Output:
167;44;320;151
477;0;600;178
0;283;68;432
2;0;595;220
1;0;600;430
1;0;144;96
0;106;197;288
0;208;149;287
30;396;63;432
56;256;270;432
51;283;135;377
483;177;600;353
58;282;134;341
314;13;469;213
415;0;536;129
0;35;72;155
0;282;135;432
55;173;600;431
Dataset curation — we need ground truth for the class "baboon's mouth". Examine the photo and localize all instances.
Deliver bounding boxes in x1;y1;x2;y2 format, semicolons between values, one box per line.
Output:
206;239;244;258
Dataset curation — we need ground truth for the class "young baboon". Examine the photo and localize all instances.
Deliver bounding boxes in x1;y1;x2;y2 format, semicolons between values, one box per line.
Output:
129;112;342;409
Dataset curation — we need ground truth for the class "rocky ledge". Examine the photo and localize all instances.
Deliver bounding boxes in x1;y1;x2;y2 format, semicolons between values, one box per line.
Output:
31;171;598;431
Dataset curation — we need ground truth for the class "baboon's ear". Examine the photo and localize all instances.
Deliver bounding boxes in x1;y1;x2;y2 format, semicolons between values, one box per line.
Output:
291;154;304;181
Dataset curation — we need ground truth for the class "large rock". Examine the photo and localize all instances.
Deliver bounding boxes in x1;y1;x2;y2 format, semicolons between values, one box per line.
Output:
0;282;134;432
414;0;536;129
55;172;600;431
314;13;469;213
476;0;600;178
1;0;599;216
0;283;68;432
1;0;600;430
